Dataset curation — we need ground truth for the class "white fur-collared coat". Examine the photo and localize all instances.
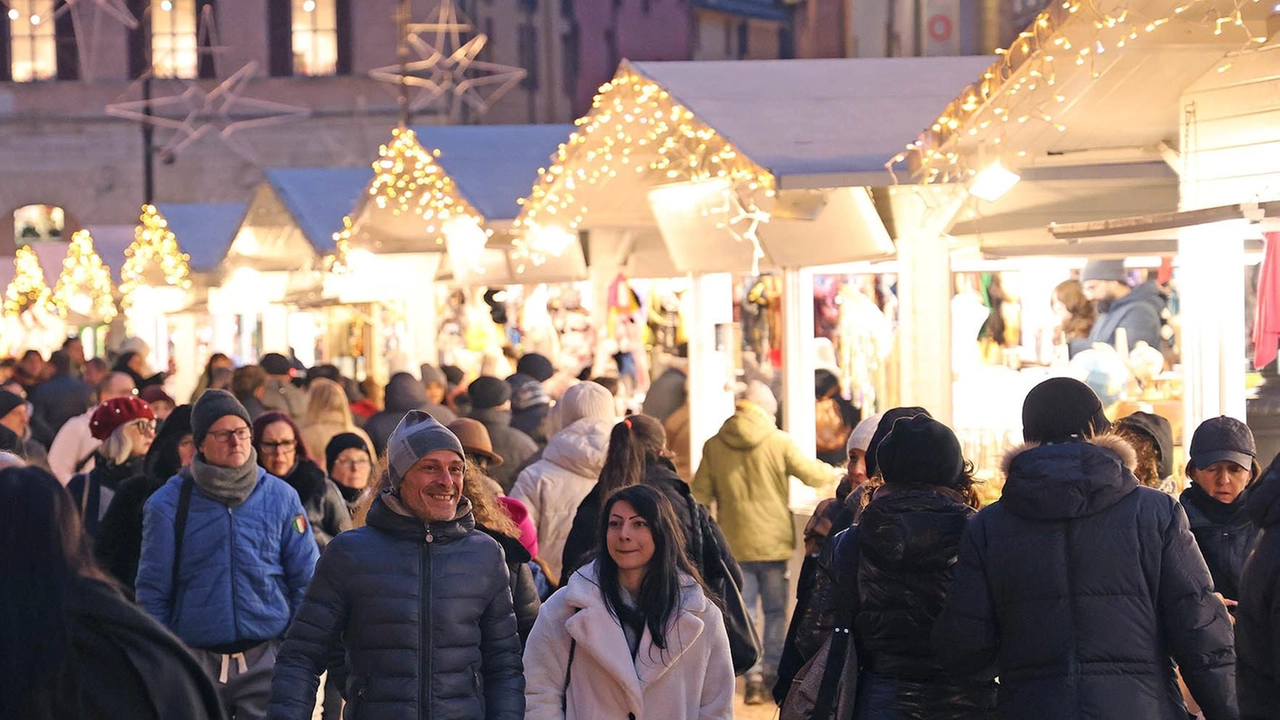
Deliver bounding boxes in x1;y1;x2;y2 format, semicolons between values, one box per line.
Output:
523;562;735;720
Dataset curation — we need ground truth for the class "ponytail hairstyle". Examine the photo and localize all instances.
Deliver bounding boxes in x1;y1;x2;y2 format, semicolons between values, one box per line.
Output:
596;414;668;499
594;484;707;652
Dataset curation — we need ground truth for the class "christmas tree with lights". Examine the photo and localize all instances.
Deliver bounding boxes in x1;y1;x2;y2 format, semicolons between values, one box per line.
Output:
53;230;118;323
4;245;55;317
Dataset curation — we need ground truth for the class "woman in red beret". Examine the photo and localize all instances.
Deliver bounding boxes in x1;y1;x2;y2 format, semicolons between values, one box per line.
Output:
67;397;156;538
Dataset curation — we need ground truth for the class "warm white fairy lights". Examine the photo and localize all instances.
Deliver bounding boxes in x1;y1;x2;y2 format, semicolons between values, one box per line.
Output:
120;204;192;310
3;245;55;317
53;230;117;323
367;127;483;243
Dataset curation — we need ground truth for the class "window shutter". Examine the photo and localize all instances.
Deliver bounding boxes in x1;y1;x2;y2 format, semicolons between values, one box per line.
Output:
55;0;79;79
335;0;352;75
267;0;292;77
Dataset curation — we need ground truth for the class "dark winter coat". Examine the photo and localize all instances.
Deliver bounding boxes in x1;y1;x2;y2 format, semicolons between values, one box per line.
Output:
469;407;538;493
933;436;1239;720
559;457;740;586
1079;279;1164;352
278;458;351;551
29;373;91;446
10;575;223;720
95;473;167;595
1181;481;1260;603
268;493;525;720
364;374;457;458
1238;467;1280;719
68;455;145;538
477;525;542;643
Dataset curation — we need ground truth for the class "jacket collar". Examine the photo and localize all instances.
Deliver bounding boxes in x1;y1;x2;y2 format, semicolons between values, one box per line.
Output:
560;562;707;712
365;490;476;542
469;407;512;427
998;434;1139;521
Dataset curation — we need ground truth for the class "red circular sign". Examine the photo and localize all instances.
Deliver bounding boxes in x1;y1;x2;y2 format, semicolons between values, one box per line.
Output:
929;14;953;42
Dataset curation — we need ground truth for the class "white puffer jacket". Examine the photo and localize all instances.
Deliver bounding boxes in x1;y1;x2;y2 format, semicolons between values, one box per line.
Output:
510;418;613;580
524;562;734;720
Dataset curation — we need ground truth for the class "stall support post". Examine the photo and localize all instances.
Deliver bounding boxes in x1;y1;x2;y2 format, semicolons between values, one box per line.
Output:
686;272;736;477
1178;224;1247;431
781;266;817;448
897;228;954;424
169;314;198;403
261;305;290;356
404;286;437;372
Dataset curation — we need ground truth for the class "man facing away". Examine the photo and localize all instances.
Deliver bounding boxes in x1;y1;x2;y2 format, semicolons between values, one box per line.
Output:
269;410;524;719
48;371;135;484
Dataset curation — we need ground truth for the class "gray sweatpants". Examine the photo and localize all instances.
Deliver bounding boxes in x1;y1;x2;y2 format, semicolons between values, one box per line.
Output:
193;640;279;720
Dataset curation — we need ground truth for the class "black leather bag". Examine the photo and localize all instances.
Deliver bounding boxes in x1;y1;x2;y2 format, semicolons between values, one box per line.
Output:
685;494;762;676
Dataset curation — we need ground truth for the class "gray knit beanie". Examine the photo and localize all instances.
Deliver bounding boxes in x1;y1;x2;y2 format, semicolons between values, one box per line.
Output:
191;389;253;446
558;382;615;426
386;410;466;489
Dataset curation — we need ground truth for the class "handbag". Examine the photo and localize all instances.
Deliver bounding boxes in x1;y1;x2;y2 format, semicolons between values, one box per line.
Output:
685;494;762;676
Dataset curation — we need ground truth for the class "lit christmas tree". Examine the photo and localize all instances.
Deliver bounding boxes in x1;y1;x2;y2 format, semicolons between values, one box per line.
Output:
53;230;118;323
3;245;55;317
120;204;192;310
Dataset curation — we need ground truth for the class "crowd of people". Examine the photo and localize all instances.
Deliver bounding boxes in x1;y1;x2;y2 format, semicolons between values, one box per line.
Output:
4;336;1280;720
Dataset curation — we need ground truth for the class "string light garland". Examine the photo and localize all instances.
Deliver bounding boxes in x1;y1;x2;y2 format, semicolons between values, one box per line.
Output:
4;245;56;317
120;204;192;310
512;62;776;269
330;215;355;273
367;127;484;243
53;230;117;323
888;0;1272;184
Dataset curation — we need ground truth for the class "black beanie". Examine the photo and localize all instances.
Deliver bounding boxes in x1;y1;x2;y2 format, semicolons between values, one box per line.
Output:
516;353;555;383
191;389;253;446
326;432;370;473
866;406;932;479
0;391;24;419
877;415;965;489
1023;377;1111;443
468;376;511;410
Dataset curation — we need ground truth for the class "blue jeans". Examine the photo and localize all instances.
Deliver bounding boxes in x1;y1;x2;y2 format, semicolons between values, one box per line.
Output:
740;559;789;681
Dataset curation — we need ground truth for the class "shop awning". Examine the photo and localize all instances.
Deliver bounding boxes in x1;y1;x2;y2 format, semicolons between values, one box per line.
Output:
265;168;372;254
155;203;248;273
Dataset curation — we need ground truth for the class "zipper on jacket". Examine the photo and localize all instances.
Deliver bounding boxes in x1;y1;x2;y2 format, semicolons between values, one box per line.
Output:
421;524;433;718
229;507;241;643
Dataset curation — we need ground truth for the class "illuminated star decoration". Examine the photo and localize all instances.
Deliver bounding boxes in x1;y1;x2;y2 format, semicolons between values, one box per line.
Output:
368;0;526;119
53;0;138;28
105;61;312;165
712;189;770;275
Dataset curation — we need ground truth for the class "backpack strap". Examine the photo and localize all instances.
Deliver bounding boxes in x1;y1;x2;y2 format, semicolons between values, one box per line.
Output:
171;477;194;595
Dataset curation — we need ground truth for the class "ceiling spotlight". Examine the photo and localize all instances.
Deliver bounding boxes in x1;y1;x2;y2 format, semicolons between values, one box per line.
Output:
970;161;1021;202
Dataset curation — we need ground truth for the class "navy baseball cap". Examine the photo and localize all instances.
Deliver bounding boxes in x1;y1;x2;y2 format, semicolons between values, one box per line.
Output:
1189;416;1256;471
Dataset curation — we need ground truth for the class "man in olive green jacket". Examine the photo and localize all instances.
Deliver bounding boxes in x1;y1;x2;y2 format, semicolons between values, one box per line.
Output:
692;380;837;704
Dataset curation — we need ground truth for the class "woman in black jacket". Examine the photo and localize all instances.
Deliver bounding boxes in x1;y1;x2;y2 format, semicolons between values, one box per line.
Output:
1238;462;1280;719
253;412;351;550
848;414;995;719
462;464;541;642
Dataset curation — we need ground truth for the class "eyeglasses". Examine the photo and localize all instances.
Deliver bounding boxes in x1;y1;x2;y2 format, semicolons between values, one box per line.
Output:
129;420;157;436
208;427;252;445
259;439;297;454
335;457;371;469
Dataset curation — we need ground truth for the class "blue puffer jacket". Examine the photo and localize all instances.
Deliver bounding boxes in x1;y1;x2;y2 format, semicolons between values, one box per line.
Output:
136;467;319;650
268;492;525;720
934;436;1238;720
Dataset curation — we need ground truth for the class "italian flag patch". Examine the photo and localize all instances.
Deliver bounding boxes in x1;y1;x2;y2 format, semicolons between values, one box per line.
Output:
292;514;307;535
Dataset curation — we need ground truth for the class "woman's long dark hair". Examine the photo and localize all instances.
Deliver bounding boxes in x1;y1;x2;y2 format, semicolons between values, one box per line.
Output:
594;484;707;651
201;353;230;386
596;415;668;499
145;404;193;483
0;466;109;717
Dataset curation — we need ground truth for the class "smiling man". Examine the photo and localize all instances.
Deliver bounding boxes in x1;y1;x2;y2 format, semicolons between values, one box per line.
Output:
269;410;525;720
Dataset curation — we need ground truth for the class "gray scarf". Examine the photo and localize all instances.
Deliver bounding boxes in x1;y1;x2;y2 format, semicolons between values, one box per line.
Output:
186;448;261;507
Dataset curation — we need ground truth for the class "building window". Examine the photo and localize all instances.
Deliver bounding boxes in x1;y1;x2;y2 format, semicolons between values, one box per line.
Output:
560;25;578;97
736;20;748;59
14;204;65;243
8;0;57;82
292;0;336;76
152;0;197;78
518;23;537;89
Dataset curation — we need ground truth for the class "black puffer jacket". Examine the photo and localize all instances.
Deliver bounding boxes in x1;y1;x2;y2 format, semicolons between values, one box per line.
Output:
278;459;351;551
68;455;144;538
854;486;995;718
476;524;541;643
1236;465;1280;719
1181;481;1260;602
268;493;525;720
934;436;1238;720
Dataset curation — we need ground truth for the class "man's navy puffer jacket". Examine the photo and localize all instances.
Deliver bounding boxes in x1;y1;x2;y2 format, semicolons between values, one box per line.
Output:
933;436;1238;720
268;492;524;720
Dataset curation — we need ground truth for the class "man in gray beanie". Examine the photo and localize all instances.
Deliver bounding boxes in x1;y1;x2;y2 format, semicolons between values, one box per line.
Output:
1076;257;1164;354
137;389;318;720
270;410;524;720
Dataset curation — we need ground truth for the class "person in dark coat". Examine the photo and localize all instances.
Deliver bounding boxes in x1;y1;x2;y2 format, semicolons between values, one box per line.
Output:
461;463;541;642
268;411;525;719
67;397;156;539
325;432;373;513
96;405;195;595
848;415;996;719
933;377;1238;720
1115;411;1177;494
0;465;223;720
1237;460;1280;719
508;372;552;447
467;375;538;492
253;412;351;550
113;350;168;390
1181;415;1261;607
30;350;91;446
363;371;456;459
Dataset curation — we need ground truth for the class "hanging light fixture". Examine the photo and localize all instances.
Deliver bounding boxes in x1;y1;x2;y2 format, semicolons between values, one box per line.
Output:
969;161;1021;202
443;216;489;279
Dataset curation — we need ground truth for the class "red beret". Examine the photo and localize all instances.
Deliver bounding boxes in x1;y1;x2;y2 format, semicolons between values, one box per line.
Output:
89;397;155;441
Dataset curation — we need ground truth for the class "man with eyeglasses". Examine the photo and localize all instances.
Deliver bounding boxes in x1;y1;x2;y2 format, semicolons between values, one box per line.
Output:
137;389;319;720
270;410;524;720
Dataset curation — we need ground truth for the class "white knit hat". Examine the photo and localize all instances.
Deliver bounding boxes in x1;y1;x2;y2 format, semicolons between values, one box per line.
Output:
558;382;616;427
742;380;778;418
847;412;883;453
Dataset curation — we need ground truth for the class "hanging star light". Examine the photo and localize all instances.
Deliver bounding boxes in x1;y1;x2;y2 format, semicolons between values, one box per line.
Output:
715;190;770;276
105;61;311;165
51;0;137;28
368;0;526;119
52;230;117;323
119;204;192;311
368;127;485;237
4;245;56;318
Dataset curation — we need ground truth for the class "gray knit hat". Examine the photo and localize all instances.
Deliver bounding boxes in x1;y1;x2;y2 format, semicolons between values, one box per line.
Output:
387;410;466;489
559;381;615;426
191;389;253;446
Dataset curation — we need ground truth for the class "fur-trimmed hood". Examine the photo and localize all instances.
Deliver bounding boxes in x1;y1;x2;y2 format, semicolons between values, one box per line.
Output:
999;434;1140;521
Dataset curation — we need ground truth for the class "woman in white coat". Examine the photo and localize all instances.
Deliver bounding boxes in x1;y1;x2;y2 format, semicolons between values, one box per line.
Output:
524;484;735;720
